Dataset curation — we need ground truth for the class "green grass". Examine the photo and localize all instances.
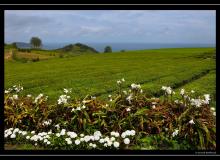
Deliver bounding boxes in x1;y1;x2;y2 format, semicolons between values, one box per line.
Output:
4;47;216;104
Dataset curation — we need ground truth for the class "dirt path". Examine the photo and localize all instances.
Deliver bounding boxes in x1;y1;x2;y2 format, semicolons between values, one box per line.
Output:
5;50;13;60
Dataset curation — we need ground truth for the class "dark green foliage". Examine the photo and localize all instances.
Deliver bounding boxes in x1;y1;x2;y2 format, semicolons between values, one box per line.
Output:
104;46;112;53
30;37;42;49
32;57;40;62
18;48;32;53
56;43;99;54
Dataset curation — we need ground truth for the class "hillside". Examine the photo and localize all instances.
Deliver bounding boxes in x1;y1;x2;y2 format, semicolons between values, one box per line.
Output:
55;43;99;54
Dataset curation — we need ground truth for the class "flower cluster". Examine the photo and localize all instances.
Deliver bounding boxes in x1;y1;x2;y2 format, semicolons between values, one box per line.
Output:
190;94;211;107
42;119;52;126
5;127;136;149
117;78;125;85
57;95;70;105
5;84;23;94
9;94;19;101
71;104;86;112
63;88;72;94
172;129;179;137
131;83;141;90
34;93;47;103
161;86;175;95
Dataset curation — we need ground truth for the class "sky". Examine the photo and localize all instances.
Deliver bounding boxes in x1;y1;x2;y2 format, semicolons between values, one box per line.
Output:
5;10;216;44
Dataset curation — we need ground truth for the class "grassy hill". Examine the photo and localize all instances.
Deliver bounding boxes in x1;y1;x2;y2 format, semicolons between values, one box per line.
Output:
55;43;99;55
4;47;216;106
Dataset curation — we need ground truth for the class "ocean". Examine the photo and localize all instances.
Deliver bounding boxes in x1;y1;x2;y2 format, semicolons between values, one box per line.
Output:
17;42;215;52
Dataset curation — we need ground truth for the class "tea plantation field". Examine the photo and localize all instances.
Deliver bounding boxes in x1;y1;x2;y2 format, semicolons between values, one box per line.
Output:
4;48;216;105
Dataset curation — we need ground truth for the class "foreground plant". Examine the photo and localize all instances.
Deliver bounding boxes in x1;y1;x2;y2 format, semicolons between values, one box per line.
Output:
4;80;216;150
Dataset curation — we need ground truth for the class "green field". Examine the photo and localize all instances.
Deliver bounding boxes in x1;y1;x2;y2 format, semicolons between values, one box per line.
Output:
4;47;216;105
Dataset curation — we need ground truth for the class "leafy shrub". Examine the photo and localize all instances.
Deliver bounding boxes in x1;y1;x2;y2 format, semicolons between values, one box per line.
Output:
4;79;216;150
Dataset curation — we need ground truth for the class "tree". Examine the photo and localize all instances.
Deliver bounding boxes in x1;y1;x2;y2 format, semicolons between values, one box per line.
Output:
104;46;112;53
11;42;17;49
30;37;42;49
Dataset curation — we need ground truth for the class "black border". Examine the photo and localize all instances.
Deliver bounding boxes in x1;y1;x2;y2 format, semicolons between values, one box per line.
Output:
1;4;219;156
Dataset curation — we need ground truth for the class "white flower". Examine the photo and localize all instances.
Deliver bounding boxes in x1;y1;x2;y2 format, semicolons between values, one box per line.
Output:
94;135;100;141
113;141;120;148
71;108;75;112
34;93;44;103
191;98;202;107
75;139;81;145
27;94;32;97
22;131;27;136
165;87;172;95
82;105;86;109
189;119;195;125
26;136;30;139
114;132;120;137
124;138;130;145
84;136;91;142
91;96;96;100
5;90;10;94
55;124;60;129
31;131;35;134
110;137;116;141
174;100;179;104
47;141;51;145
172;129;179;137
35;143;37;146
109;99;112;102
130;130;136;136
211;107;215;111
10;134;16;138
161;86;167;90
13;128;19;133
99;139;105;143
126;94;132;104
117;80;122;85
76;107;81;111
191;90;195;93
204;94;211;104
55;131;62;137
80;134;84;137
126;108;131;112
131;83;141;90
180;89;185;96
13;94;18;100
63;88;68;94
94;131;102;137
152;105;156;109
213;112;216;116
44;139;48;143
89;143;93;147
57;95;70;105
104;143;108;147
121;132;126;138
92;144;97;148
67;132;77;138
108;95;112;98
123;90;127;95
107;141;113;146
121;78;125;82
60;129;66;136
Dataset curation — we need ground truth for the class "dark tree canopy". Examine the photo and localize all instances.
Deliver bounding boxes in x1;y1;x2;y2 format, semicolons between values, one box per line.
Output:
11;42;17;49
30;37;42;49
104;46;112;53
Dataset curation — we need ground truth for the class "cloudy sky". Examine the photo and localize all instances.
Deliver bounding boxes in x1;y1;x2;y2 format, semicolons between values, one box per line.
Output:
5;10;216;44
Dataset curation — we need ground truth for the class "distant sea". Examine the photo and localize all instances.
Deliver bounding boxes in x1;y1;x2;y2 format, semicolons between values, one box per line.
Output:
17;42;216;52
